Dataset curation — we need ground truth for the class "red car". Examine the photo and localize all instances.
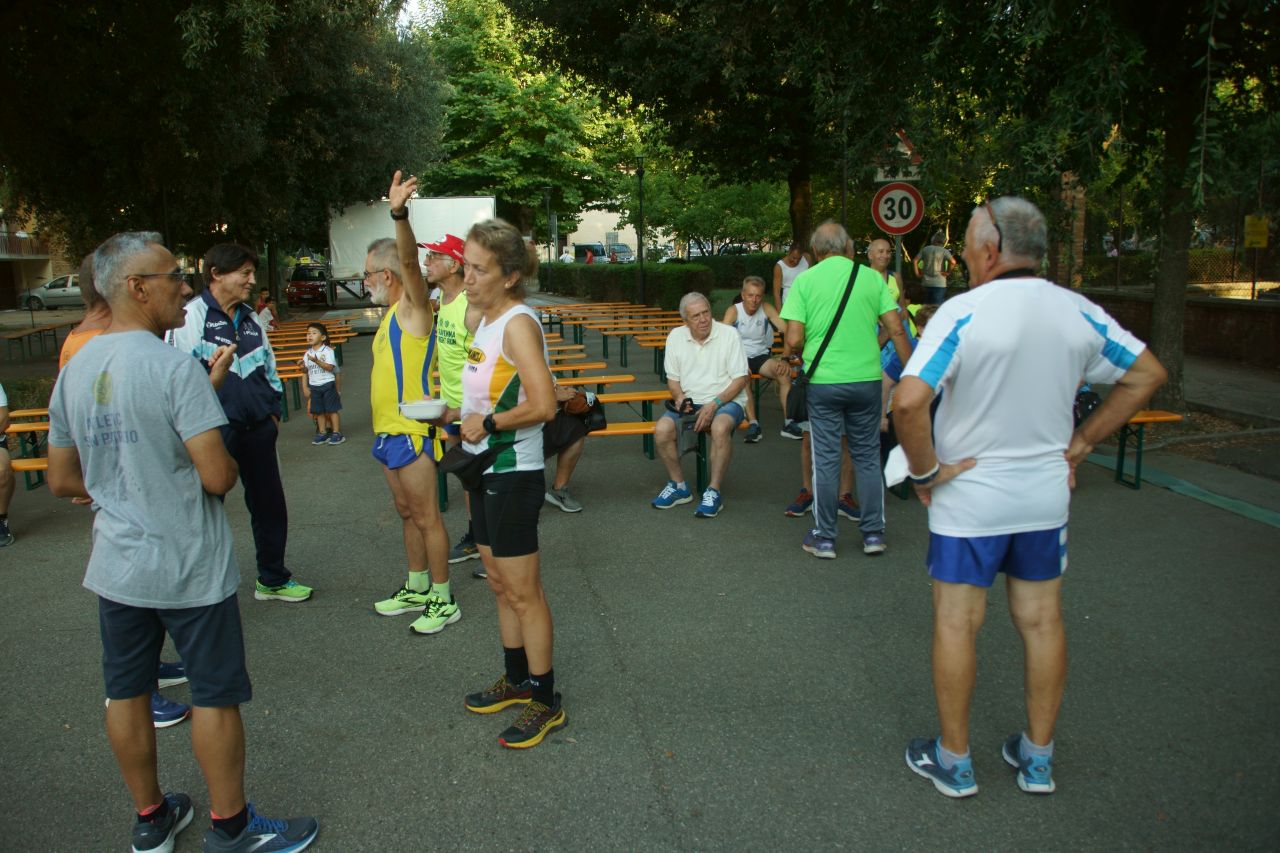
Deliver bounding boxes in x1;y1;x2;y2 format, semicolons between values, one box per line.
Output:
285;265;330;307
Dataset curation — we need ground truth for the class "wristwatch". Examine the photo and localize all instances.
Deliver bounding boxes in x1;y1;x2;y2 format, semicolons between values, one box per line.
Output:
390;207;409;221
482;414;498;434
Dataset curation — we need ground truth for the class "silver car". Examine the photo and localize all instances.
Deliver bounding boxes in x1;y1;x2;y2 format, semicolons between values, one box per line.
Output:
21;274;81;309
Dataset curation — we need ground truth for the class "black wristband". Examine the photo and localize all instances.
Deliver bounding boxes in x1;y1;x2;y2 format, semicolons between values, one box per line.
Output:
482;413;497;434
390;207;409;221
907;462;941;486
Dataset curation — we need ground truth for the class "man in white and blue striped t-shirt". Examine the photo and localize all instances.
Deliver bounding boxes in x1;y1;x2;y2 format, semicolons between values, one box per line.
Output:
894;196;1167;799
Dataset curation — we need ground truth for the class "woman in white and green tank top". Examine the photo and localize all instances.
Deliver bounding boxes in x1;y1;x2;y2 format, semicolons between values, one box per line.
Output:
456;218;566;748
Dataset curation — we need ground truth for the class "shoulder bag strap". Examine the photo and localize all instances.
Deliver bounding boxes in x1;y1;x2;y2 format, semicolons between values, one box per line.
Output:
805;262;860;377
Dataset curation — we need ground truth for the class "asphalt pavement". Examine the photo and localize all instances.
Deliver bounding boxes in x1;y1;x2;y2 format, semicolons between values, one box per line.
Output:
1;299;1277;851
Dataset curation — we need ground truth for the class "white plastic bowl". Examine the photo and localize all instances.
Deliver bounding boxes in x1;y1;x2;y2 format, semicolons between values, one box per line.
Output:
399;399;447;421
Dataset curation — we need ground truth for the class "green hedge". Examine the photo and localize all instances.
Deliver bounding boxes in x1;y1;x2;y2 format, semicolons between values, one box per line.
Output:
691;253;785;290
537;263;715;310
1079;254;1157;288
3;377;56;409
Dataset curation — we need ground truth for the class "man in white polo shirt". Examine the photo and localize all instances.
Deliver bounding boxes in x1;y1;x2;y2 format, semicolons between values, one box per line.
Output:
894;196;1166;799
650;292;748;518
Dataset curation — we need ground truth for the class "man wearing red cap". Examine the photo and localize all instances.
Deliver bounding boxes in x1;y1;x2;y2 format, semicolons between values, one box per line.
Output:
419;233;486;571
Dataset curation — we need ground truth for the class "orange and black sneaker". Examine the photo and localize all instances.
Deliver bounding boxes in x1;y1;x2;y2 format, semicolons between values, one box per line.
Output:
464;675;532;714
498;693;566;749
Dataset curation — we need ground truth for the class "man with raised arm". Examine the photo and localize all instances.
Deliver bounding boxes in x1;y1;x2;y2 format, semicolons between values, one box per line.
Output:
367;172;460;636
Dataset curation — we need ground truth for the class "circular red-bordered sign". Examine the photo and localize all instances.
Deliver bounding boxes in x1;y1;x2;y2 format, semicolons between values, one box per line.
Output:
871;182;925;236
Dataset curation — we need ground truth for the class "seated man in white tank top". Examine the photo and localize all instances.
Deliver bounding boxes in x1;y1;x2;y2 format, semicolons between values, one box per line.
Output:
722;275;797;442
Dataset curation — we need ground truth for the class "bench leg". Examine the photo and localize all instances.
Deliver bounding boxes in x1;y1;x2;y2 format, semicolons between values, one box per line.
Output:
438;468;448;513
1114;423;1144;489
642;402;654;459
620;335;628;367
695;431;708;495
601;332;609;359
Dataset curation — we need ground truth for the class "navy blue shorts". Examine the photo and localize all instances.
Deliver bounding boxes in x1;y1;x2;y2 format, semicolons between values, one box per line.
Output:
442;422;461;439
469;470;544;558
98;594;252;707
371;433;443;470
308;382;341;415
927;525;1068;588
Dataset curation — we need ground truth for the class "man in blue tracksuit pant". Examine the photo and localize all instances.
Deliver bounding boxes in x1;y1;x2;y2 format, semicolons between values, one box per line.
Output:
171;243;313;603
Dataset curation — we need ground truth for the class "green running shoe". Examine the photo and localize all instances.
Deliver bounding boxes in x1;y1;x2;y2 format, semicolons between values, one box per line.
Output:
409;592;460;635
373;586;429;616
254;579;312;602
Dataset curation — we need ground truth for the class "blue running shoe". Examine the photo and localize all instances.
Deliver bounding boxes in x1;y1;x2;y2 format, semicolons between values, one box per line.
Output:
311;433;328;446
202;802;319;853
862;534;887;555
151;692;191;729
802;530;836;559
131;792;193;853
694;487;723;518
651;481;692;510
784;488;813;517
157;661;187;688
838;493;861;520
1003;733;1056;794
905;737;978;798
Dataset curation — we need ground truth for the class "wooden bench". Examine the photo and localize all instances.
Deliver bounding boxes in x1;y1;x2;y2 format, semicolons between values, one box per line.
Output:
555;374;636;394
1115;409;1184;489
10;457;48;490
588;415;749;494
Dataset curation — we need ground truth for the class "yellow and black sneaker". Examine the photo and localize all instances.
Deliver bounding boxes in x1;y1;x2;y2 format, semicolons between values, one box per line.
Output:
464;675;532;714
498;693;566;749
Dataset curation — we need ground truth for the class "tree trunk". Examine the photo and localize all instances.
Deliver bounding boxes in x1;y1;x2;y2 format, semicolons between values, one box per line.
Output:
788;163;812;250
1149;95;1196;411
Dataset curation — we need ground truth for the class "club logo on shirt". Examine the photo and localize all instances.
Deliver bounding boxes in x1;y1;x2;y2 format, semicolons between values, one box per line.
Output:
206;320;228;330
466;346;486;365
93;371;113;404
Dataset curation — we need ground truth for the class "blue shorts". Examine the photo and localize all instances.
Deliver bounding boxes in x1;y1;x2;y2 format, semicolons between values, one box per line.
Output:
442;422;461;438
98;594;252;707
927;525;1068;588
308;382;341;415
659;400;746;428
371;433;443;470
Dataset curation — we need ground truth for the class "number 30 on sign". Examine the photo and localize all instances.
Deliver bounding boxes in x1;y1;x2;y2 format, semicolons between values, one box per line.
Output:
871;182;925;236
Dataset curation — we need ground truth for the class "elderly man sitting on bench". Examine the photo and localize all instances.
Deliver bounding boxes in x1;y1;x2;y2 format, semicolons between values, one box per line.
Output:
650;293;748;519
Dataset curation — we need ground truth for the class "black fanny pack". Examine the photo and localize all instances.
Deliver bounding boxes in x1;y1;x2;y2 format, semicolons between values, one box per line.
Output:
438;443;501;492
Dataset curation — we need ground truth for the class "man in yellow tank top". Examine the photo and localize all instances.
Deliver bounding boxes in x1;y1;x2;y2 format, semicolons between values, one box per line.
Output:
420;233;488;573
366;171;460;636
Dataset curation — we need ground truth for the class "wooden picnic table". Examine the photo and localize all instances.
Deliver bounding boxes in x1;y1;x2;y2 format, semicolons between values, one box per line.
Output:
554;374;636;394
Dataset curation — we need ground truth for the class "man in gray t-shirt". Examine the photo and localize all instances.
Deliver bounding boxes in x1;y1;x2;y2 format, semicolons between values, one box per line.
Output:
915;231;955;306
47;232;318;853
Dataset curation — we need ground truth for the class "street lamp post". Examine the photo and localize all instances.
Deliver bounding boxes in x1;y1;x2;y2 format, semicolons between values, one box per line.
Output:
543;186;552;291
637;156;646;305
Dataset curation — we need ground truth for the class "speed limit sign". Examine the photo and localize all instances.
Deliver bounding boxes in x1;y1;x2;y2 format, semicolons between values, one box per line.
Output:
871;182;925;236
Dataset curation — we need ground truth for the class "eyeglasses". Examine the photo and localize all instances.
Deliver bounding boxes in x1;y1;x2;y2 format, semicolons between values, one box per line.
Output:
363;268;389;279
132;271;186;283
983;201;1004;254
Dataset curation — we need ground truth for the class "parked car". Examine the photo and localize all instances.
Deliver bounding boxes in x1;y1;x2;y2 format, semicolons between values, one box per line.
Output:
607;243;634;263
285;265;330;307
573;242;608;264
20;274;81;310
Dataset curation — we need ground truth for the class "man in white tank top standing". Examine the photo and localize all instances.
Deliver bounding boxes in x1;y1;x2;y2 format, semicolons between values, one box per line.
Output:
772;241;811;311
722;276;796;442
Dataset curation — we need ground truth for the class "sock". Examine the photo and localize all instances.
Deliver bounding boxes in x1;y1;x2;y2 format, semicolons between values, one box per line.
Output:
674;481;688;491
137;798;169;824
211;806;248;838
504;646;530;685
407;571;430;594
1021;731;1054;758
528;668;555;707
750;419;759;426
937;741;969;769
432;579;451;601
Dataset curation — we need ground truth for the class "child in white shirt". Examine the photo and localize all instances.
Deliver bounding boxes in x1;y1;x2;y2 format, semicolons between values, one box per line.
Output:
300;322;343;445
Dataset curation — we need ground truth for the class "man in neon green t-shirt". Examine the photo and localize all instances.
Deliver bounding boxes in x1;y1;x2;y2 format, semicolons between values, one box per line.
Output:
781;221;912;559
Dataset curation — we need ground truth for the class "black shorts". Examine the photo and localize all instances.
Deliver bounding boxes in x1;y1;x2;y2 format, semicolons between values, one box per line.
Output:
469;470;544;558
98;594;252;707
747;353;771;376
309;382;342;415
543;410;587;459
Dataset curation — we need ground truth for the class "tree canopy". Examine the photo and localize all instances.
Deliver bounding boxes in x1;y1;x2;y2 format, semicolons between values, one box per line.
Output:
0;0;444;258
